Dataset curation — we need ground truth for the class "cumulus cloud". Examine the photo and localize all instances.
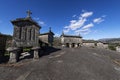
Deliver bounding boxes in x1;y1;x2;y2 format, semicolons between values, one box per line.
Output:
68;18;86;30
33;17;45;25
102;15;106;18
38;21;45;25
75;28;91;35
63;10;105;35
54;33;60;37
81;11;93;18
72;15;76;17
75;23;93;34
63;28;70;33
63;12;93;32
82;23;94;29
93;17;104;24
63;11;93;34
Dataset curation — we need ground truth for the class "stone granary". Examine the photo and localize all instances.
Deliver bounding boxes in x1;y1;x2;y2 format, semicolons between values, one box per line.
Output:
7;10;41;63
39;27;54;47
60;32;82;48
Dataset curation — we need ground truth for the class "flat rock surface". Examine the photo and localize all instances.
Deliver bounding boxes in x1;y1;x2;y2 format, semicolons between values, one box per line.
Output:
0;47;120;80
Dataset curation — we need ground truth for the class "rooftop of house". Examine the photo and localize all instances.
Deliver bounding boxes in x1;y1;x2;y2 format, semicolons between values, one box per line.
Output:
11;10;41;29
40;27;54;36
60;32;82;38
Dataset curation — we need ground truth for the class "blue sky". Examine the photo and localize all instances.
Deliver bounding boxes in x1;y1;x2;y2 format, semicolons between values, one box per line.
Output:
0;0;120;40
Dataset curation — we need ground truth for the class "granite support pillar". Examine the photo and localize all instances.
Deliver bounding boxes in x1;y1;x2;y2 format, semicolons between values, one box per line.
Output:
69;44;72;48
75;43;78;48
79;43;81;47
6;47;20;63
62;44;65;47
32;47;40;59
31;28;34;41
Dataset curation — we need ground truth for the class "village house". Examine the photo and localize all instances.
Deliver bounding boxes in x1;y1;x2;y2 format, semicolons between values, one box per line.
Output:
60;32;82;48
97;42;108;49
38;27;54;47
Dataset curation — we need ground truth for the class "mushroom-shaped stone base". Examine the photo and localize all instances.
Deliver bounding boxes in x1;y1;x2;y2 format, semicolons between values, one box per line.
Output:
32;47;40;59
6;47;19;63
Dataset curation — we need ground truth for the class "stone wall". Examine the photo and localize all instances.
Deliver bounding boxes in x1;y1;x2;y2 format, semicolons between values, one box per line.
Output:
83;43;95;47
61;36;82;44
116;46;120;52
39;33;54;46
39;35;48;44
12;19;40;47
97;42;108;49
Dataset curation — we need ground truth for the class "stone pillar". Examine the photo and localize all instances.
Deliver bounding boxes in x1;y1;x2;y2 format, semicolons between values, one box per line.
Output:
21;27;24;40
62;44;65;47
6;47;19;63
69;44;72;48
75;44;78;48
32;47;40;59
31;28;34;41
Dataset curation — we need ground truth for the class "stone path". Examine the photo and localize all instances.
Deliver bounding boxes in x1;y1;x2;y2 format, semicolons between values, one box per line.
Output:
0;47;120;80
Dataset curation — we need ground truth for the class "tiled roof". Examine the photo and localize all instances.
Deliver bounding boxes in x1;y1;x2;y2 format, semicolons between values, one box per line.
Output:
61;34;82;38
11;17;41;29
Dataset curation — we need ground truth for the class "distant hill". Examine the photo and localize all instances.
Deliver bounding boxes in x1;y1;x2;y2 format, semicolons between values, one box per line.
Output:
98;38;120;43
83;39;98;43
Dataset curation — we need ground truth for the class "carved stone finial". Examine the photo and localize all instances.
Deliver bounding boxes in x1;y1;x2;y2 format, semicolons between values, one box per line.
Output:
49;27;51;32
26;10;32;18
62;30;64;36
78;33;81;36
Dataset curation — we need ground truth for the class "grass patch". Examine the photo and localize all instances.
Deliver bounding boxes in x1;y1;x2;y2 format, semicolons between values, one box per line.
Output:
108;45;116;51
23;47;31;52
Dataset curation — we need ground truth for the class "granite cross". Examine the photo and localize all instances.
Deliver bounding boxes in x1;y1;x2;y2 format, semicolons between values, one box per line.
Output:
27;10;32;18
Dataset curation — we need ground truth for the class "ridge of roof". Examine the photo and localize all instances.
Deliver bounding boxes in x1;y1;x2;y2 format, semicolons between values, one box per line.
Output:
11;17;41;29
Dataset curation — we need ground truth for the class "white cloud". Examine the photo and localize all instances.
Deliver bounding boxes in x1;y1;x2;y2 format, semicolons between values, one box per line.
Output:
63;28;70;33
63;11;93;33
70;20;77;23
38;21;45;25
81;11;93;18
102;15;106;18
33;17;45;25
72;15;76;17
63;10;105;35
54;33;60;37
82;9;86;12
34;17;40;20
75;28;88;33
69;18;86;30
75;28;91;35
82;23;94;29
93;17;104;24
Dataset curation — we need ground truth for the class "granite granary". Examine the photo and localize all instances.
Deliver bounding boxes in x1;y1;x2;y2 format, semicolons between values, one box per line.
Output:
6;10;54;63
60;32;82;48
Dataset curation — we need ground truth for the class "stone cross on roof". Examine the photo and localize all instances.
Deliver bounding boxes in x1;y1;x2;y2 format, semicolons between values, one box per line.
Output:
26;10;32;18
62;30;64;35
49;27;51;32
